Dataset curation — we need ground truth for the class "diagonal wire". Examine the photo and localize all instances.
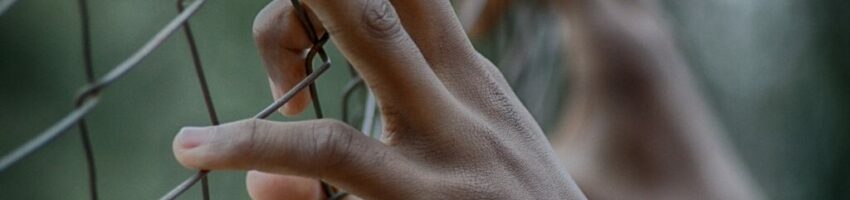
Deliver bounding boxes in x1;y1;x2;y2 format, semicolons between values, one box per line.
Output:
288;1;341;197
3;0;357;199
0;0;18;16
361;90;378;138
290;0;325;120
159;33;332;200
0;99;98;171
159;60;330;199
160;1;340;199
0;0;207;173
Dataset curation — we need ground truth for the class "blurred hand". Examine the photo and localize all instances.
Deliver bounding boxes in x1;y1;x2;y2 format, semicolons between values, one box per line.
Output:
456;0;509;37
172;0;584;199
458;0;762;199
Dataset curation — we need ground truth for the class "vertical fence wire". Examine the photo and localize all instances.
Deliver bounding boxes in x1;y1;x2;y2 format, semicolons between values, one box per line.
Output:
0;0;368;199
287;0;338;197
177;0;216;199
75;0;99;199
163;0;350;199
0;0;208;190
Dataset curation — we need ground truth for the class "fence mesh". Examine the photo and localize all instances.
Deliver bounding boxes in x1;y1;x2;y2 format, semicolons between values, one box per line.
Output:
0;0;362;199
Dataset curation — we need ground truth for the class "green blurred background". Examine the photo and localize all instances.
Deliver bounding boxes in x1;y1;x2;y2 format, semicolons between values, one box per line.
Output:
0;0;847;199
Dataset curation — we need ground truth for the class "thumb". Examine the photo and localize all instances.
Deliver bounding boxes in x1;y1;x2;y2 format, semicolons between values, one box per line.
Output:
172;119;416;197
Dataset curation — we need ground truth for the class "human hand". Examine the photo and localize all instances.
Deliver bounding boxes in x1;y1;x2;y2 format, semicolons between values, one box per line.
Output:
171;0;585;199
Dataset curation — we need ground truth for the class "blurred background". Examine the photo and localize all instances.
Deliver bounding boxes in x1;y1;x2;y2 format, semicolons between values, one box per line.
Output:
0;0;847;199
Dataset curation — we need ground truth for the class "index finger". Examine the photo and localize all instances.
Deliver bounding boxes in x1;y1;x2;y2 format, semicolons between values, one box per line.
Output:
300;0;458;125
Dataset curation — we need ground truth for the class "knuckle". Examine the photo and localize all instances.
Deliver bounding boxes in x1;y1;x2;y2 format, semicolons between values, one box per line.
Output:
225;119;267;168
311;120;357;174
252;2;287;41
360;0;404;41
253;0;293;36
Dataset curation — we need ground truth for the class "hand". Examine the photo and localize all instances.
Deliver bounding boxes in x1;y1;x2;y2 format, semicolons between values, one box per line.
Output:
172;0;585;199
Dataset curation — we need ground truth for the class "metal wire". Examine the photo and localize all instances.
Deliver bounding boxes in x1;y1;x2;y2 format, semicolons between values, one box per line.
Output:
1;0;362;198
76;0;99;199
0;99;98;171
163;0;347;198
288;0;340;197
0;0;207;173
161;30;334;200
0;0;17;16
341;76;364;123
340;63;381;138
177;0;216;198
0;0;210;199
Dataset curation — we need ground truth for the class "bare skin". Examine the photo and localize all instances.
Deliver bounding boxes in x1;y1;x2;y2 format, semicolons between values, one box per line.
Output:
460;0;763;199
553;0;762;199
172;0;585;199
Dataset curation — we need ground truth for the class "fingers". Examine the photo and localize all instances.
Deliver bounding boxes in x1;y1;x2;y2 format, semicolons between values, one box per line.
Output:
300;0;457;120
246;171;322;200
173;119;418;198
253;0;324;116
387;0;477;66
246;172;365;200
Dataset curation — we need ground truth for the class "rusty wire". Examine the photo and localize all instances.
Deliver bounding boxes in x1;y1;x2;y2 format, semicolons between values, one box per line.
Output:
0;0;366;199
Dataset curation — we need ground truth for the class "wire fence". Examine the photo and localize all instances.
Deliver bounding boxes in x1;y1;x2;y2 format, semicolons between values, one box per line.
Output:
0;0;365;199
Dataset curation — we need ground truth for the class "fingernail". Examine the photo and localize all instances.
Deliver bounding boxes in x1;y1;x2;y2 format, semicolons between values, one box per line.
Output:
177;127;208;149
280;104;296;116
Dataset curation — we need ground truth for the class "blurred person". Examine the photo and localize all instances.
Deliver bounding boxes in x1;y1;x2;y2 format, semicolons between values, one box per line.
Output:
170;0;762;199
461;0;762;199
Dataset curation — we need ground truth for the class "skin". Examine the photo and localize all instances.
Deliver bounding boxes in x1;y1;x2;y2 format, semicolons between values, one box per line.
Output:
553;0;762;199
172;0;585;199
460;0;763;199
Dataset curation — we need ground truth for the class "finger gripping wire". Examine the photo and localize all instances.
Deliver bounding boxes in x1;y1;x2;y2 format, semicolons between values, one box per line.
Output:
167;0;345;199
289;0;348;198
